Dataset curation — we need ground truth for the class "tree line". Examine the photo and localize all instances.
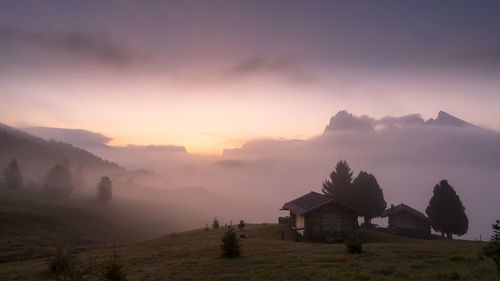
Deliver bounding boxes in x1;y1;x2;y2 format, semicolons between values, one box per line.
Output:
2;158;114;203
322;160;469;239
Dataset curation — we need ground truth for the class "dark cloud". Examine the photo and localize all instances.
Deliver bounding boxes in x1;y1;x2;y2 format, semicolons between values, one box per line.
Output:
0;24;134;65
228;56;314;83
23;127;112;148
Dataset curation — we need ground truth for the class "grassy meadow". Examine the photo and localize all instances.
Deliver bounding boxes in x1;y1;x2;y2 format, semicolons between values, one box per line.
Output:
0;188;188;263
0;223;497;281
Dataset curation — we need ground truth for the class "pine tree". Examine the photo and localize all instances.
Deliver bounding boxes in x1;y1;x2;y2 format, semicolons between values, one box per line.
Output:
351;171;386;225
97;176;113;202
101;246;127;281
322;160;353;202
73;164;86;189
425;180;468;239
46;164;73;198
484;220;500;274
212;217;220;229
3;159;23;189
238;220;246;231
221;226;241;258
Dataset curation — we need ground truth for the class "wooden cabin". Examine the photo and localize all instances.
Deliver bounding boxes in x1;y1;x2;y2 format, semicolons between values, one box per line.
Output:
281;191;361;240
381;203;431;239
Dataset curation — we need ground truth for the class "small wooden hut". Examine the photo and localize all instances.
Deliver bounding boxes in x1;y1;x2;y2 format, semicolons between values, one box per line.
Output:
281;191;361;240
381;203;431;238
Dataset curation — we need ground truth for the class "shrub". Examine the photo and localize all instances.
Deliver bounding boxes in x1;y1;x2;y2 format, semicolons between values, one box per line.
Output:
212;217;219;229
221;226;241;258
450;271;461;280
48;246;98;281
48;247;72;278
345;238;363;254
238;220;245;231
100;246;127;281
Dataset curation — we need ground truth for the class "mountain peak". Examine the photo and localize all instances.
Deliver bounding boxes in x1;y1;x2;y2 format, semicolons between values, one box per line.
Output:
427;111;473;127
324;111;374;133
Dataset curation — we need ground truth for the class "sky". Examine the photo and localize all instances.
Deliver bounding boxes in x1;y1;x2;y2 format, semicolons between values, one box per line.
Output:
1;0;500;154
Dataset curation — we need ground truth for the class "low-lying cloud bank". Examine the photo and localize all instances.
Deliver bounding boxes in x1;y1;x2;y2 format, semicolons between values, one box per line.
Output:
25;111;500;239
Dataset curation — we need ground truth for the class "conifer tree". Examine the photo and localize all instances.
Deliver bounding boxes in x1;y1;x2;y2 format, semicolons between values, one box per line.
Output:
46;164;73;198
322;160;353;202
212;217;220;229
221;226;241;258
425;180;468;239
97;176;113;202
3;159;23;189
484;220;500;274
101;246;127;281
351;171;386;225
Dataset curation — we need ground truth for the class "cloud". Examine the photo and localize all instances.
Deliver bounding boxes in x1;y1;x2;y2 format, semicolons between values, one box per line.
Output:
214;159;247;168
23;127;112;148
227;56;314;83
0;24;134;65
121;145;187;153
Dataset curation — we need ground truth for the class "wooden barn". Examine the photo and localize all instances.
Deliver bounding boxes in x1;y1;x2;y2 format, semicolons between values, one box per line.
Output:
381;204;431;239
281;191;361;240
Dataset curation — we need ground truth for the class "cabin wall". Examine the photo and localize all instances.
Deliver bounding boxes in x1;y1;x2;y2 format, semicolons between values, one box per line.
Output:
388;212;430;238
303;203;358;239
296;214;305;229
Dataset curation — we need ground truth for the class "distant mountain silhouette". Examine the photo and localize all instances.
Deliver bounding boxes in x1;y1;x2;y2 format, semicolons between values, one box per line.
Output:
0;122;123;181
324;110;478;133
324;110;374;132
426;111;475;127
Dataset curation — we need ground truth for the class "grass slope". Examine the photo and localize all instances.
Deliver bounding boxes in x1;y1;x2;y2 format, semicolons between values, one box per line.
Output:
0;189;174;263
1;224;497;280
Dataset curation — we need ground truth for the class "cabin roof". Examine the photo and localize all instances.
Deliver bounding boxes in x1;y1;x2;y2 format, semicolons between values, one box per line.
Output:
281;191;361;216
381;203;429;223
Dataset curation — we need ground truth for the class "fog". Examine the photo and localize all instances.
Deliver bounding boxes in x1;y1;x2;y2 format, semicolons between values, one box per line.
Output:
25;111;500;240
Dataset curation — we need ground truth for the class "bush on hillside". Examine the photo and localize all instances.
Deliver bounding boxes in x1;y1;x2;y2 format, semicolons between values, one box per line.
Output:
48;246;98;281
100;246;127;281
345;238;363;254
48;245;128;281
221;226;242;258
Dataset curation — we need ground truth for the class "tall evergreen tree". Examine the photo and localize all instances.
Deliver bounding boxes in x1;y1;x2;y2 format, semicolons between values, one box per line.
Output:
351;171;386;225
221;226;242;258
46;164;73;198
322;160;353;202
97;176;113;202
212;217;220;229
73;164;86;189
484;220;500;274
3;158;23;189
425;179;468;239
101;246;127;281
